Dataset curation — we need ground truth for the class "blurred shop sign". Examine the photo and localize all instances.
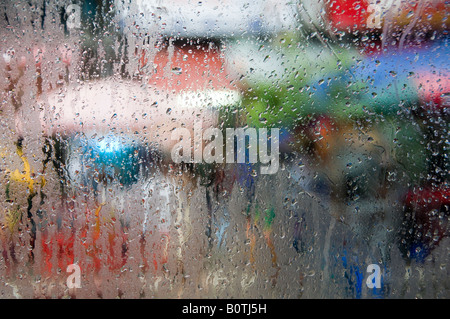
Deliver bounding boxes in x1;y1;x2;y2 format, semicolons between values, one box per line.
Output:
326;0;448;32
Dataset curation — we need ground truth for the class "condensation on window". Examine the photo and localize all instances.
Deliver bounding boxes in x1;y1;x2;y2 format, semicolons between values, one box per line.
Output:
0;0;448;298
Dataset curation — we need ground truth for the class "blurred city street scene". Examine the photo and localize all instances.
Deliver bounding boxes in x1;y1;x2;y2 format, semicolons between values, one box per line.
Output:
0;0;448;298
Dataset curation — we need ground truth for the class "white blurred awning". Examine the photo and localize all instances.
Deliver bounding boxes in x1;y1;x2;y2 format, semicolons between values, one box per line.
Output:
115;0;298;37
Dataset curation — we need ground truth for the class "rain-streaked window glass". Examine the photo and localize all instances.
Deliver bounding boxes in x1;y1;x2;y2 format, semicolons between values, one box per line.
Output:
0;0;448;299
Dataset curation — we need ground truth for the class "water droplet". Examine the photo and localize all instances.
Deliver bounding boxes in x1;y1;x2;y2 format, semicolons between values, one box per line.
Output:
171;67;182;75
